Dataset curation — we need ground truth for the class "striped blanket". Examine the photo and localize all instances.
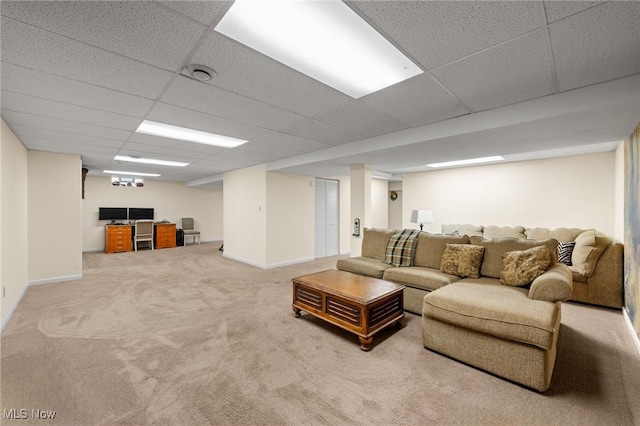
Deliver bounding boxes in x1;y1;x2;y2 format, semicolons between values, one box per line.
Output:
384;229;421;267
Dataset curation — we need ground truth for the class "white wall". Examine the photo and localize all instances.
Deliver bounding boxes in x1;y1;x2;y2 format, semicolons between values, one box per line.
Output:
1;120;28;329
371;178;389;228
223;164;267;266
83;176;222;251
266;172;315;266
403;152;617;236
388;182;403;230
28;151;82;283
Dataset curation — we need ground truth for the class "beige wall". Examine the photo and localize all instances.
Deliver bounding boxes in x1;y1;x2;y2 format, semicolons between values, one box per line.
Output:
1;120;28;328
614;142;625;241
28;151;82;283
371;178;389;228
266;172;315;266
403;152;617;236
223;164;267;266
335;175;351;255
83;176;222;251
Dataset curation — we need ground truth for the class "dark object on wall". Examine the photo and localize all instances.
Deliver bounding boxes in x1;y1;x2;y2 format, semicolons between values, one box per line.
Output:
353;218;360;237
176;229;185;247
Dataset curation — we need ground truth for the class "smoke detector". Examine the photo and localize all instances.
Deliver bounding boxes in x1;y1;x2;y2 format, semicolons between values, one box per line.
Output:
182;64;216;82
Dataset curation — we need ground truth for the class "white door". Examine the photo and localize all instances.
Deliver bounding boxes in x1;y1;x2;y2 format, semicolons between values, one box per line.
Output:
315;178;339;258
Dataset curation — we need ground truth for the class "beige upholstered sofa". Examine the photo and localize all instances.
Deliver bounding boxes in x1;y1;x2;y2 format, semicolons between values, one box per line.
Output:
337;227;573;391
442;224;624;308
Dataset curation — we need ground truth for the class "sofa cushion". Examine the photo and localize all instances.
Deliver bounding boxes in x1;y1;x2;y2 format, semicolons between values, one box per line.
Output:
571;230;611;277
557;241;576;266
442;224;484;237
440;244;485;278
526;227;584;242
413;233;470;269
500;246;552;287
384;229;421;266
484;225;526;239
336;257;395;279
470;236;559;279
423;281;559;350
383;266;461;292
361;228;395;261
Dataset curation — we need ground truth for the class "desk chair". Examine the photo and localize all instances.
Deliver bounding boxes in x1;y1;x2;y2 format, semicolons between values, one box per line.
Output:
181;218;200;245
134;220;154;251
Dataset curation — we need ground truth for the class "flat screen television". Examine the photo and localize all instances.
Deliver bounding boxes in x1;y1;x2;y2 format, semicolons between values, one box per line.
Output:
129;208;154;220
98;207;128;222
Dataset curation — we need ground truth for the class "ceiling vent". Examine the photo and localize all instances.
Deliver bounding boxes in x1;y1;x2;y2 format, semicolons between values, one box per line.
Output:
181;64;216;82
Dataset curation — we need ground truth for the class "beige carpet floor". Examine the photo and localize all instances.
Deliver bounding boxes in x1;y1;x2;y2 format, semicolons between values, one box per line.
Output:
1;243;639;425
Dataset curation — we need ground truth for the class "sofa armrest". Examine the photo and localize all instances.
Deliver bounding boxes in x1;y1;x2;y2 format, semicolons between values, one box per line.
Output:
528;263;572;302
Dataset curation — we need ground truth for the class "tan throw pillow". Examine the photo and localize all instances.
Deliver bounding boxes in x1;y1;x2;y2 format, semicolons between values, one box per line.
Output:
500;246;552;287
571;230;611;277
440;244;485;278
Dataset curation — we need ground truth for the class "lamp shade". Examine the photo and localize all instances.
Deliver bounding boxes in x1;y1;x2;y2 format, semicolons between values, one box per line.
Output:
410;209;434;225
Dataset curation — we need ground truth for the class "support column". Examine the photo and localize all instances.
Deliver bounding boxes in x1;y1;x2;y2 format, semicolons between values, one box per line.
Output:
350;164;372;257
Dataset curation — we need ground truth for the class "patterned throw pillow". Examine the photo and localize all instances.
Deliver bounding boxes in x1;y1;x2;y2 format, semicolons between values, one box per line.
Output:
557;241;576;266
440;244;485;278
500;246;552;287
384;229;421;267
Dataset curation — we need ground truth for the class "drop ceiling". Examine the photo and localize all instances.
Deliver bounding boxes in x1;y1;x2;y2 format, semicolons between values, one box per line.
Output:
1;1;639;188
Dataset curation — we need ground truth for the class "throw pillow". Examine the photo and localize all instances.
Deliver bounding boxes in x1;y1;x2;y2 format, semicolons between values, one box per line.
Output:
557;241;576;266
500;246;552;287
440;244;485;278
571;230;611;277
384;229;421;267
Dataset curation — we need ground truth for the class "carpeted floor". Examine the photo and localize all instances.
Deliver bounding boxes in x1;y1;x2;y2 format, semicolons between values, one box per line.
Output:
1;243;639;425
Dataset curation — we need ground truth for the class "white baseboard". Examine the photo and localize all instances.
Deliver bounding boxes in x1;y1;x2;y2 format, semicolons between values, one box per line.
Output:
1;282;28;333
222;253;315;269
623;308;640;359
28;274;82;286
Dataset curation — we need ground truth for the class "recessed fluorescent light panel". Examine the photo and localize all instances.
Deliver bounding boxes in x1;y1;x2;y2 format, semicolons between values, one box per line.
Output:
104;170;161;177
215;0;423;98
114;155;189;167
135;120;247;148
427;156;505;168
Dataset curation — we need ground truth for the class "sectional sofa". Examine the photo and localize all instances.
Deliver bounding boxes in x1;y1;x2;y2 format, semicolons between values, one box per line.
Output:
336;226;587;391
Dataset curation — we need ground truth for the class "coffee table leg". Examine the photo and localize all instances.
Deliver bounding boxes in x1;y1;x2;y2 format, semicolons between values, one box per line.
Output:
359;336;373;351
293;306;301;318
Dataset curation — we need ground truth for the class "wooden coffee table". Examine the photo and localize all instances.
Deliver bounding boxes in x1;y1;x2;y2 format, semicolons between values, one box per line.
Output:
292;269;405;351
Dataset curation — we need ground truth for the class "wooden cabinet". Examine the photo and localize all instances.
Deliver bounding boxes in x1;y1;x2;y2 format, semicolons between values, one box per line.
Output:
154;223;176;249
105;225;132;253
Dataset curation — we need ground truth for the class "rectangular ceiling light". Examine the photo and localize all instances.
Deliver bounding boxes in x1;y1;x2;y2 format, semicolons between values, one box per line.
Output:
427;156;505;168
135;120;247;148
215;0;423;98
114;155;189;167
104;170;161;177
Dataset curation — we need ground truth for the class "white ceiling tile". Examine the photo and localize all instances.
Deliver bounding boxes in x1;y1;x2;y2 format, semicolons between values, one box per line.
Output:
234;141;305;159
281;119;362;146
158;0;228;26
252;131;332;153
23;137;120;156
161;76;306;131
352;1;541;70
147;102;271;141
8;124;125;148
1;91;140;130
313;101;410;138
2;1;205;70
189;32;350;116
115;148;202;163
550;2;640;91
0;63;154;117
361;74;469;127
1;17;173;98
2;110;132;141
543;1;604;23
431;30;554;112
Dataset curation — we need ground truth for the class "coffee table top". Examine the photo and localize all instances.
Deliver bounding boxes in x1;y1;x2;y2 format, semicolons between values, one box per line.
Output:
292;269;404;304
